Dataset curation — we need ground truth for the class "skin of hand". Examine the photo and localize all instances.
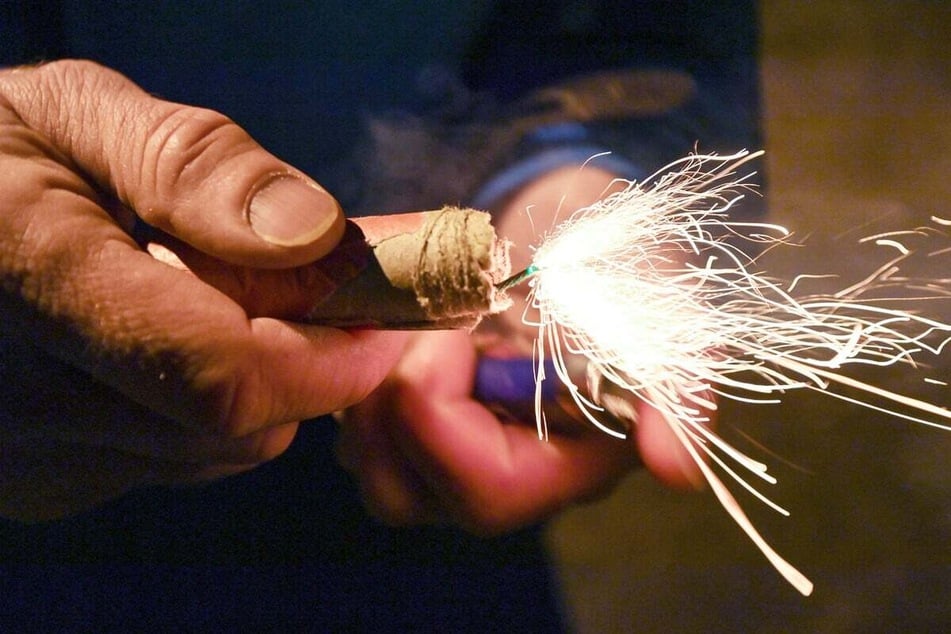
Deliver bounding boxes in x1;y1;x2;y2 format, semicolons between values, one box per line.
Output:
338;165;709;535
0;60;409;522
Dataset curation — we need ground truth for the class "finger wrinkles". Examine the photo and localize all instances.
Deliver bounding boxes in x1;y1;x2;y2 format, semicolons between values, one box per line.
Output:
136;105;252;225
0;117;73;170
1;61;142;184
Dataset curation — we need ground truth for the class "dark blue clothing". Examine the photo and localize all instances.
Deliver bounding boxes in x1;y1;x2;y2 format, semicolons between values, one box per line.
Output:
0;2;760;630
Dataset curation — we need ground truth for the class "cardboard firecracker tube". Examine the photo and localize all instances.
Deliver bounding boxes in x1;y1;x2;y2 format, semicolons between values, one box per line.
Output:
305;207;512;329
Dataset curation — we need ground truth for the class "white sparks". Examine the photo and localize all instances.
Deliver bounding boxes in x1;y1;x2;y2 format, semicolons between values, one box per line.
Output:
872;239;911;255
515;150;951;597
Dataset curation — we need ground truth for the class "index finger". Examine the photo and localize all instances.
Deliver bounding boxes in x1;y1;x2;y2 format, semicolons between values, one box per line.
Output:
69;235;408;436
388;331;635;534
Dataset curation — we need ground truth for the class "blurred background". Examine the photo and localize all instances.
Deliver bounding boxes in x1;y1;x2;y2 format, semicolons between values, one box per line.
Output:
0;1;947;631
548;2;951;631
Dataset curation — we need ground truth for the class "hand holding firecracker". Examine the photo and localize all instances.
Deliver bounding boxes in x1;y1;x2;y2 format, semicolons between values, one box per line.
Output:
335;151;950;596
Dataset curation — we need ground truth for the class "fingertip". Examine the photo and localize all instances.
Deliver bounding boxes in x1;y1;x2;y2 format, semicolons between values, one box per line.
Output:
635;405;707;491
246;173;346;258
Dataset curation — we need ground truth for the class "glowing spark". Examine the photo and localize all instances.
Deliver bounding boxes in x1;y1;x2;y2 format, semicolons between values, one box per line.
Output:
513;150;951;596
872;239;911;255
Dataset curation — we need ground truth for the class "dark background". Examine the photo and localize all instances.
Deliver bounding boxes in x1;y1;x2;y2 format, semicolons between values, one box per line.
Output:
551;2;951;632
1;1;949;632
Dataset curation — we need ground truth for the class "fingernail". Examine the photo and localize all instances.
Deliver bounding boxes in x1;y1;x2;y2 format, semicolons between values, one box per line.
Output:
248;174;340;246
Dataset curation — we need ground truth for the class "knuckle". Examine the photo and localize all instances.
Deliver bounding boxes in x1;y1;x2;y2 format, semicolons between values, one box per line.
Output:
0;59;83;97
31;58;111;82
137;105;250;222
4;60;124;149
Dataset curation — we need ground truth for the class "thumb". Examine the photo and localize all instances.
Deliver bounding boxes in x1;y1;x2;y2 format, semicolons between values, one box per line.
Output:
1;60;341;268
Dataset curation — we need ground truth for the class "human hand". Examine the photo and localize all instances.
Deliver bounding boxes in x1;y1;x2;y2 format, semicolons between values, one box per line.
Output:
337;166;706;533
0;60;408;521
